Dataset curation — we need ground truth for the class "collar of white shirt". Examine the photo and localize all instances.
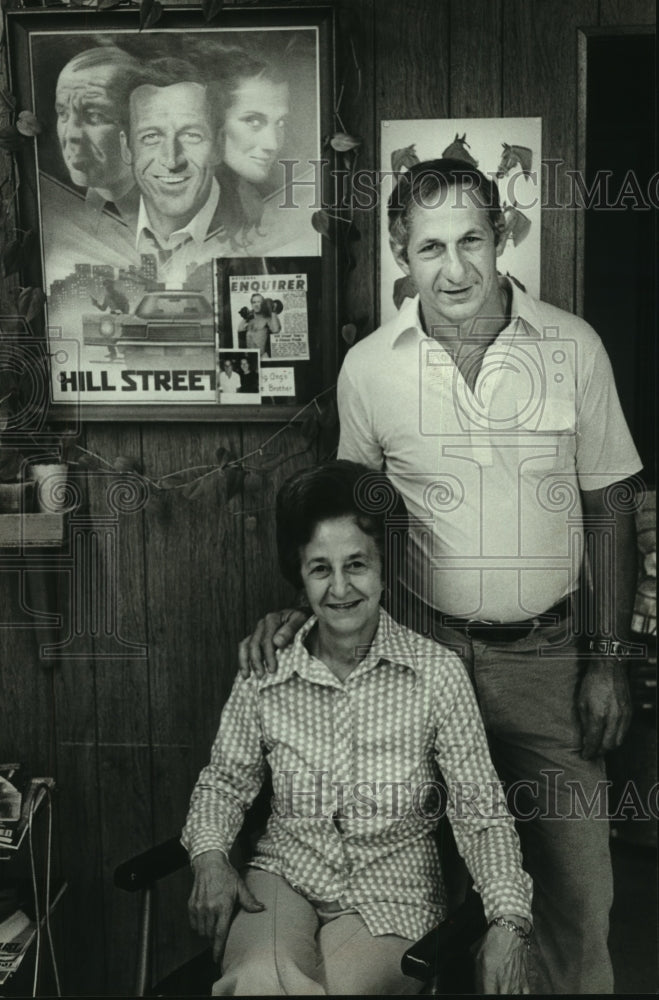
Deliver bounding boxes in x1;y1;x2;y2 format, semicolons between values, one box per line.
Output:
258;607;420;690
388;279;543;350
135;177;220;252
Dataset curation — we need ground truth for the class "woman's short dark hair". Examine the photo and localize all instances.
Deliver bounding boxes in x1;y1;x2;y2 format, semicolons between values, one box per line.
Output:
276;460;408;590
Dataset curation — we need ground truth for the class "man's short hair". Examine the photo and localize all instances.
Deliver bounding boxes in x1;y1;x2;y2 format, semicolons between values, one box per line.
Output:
276;460;408;591
123;57;214;140
388;158;505;257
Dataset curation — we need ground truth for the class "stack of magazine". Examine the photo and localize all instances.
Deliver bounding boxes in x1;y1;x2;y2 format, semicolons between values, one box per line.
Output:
0;766;63;985
0;765;47;854
0;886;66;986
0;908;34;985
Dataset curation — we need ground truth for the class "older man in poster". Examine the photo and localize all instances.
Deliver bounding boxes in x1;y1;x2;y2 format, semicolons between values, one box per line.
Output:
39;46;155;282
54;46;146;227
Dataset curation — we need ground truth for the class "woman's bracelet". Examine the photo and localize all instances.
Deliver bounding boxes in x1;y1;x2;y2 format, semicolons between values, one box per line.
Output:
488;916;533;949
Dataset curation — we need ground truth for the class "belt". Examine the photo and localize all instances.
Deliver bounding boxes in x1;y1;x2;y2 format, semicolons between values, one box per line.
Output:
442;594;572;644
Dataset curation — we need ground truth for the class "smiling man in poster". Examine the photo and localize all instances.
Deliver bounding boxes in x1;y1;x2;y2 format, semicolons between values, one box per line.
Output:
120;71;224;279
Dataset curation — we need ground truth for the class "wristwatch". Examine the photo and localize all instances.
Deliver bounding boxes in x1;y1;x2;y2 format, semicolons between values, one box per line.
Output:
587;638;636;660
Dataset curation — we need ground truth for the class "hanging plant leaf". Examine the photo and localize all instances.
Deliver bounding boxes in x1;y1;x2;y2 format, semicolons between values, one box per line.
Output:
341;323;357;346
256;454;285;473
0;449;22;482
311;210;332;241
157;472;190;490
74;452;102;471
391;144;419;173
202;0;224;21
225;466;246;501
139;0;163;30
0;126;24;153
330;132;361;153
113;455;142;474
1;240;21;278
215;445;234;468
17;286;46;323
182;476;216;501
0;89;16;112
16;111;42;137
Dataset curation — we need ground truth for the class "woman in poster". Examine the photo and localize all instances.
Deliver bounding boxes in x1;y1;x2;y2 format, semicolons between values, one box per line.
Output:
210;46;297;251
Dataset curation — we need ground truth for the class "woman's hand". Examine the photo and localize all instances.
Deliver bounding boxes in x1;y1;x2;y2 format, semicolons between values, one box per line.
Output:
188;850;265;962
238;608;311;678
474;923;531;994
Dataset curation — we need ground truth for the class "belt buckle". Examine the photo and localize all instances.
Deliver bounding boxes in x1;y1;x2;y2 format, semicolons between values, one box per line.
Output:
464;618;494;638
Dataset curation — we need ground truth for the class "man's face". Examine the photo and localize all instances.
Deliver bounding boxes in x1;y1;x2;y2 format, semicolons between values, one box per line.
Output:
223;78;289;184
223;361;233;374
251;295;264;313
392;192;503;332
55;61;132;191
122;82;220;230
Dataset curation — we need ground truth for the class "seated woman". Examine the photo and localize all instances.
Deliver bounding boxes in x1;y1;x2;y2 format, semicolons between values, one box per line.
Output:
182;461;532;995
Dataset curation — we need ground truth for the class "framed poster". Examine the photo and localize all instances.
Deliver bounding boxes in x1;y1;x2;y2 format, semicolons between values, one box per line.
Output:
380;117;542;325
6;6;336;420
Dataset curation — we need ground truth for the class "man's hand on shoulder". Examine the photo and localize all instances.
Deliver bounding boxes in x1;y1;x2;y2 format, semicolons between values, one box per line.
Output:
578;659;632;759
238;608;311;679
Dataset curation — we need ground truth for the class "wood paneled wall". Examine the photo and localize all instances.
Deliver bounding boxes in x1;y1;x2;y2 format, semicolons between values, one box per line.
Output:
0;1;654;994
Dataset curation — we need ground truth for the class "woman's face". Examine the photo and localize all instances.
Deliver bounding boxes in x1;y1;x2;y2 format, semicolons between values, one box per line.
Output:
240;358;250;372
299;516;383;642
223;76;290;184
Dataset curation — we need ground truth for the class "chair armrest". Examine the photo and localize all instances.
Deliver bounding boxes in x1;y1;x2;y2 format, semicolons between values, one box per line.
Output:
401;889;488;981
114;837;189;892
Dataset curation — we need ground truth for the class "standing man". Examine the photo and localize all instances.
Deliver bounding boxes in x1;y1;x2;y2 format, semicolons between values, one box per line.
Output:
240;160;643;994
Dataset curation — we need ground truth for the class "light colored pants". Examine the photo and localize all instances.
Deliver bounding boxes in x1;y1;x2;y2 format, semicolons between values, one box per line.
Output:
212;870;420;996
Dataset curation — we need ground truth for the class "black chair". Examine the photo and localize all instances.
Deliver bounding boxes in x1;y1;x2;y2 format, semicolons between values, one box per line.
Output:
114;814;487;997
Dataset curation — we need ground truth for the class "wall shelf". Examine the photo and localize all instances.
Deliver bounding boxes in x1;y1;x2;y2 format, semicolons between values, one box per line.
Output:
0;514;64;548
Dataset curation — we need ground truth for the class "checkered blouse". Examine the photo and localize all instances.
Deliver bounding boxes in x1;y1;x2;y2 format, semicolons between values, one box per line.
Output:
182;609;532;940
